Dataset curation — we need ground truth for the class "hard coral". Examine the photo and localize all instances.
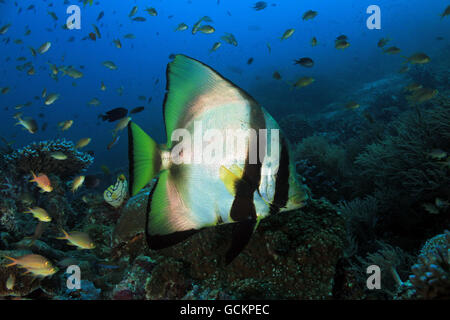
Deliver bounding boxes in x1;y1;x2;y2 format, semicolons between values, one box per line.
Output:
408;230;450;299
4;139;94;179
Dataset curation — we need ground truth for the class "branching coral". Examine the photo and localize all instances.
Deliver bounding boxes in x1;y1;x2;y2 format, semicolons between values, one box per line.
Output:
4;139;94;179
408;230;450;299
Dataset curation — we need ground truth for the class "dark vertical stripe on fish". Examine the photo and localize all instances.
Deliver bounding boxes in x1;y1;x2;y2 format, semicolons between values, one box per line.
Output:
269;136;290;215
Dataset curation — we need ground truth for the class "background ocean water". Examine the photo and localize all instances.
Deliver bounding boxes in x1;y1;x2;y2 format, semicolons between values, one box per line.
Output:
0;0;448;175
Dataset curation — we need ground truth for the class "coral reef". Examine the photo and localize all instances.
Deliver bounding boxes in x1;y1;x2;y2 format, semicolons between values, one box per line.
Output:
113;193;346;300
3;139;94;179
402;230;450;299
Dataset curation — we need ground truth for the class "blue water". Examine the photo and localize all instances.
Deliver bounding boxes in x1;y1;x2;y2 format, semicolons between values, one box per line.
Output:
0;0;449;173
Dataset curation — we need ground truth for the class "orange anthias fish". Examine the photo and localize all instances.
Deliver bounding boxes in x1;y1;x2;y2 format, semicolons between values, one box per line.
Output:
56;229;95;249
30;171;53;192
4;254;52;269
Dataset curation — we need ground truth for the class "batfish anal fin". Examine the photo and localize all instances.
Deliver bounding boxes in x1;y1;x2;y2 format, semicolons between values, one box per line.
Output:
225;218;257;265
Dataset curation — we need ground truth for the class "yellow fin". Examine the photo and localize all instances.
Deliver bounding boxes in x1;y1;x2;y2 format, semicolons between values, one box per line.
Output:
219;165;241;196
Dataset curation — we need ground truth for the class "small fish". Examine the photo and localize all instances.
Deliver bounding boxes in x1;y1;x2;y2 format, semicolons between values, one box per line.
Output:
336;35;348;41
406;88;438;104
113;39;122;48
280;28;295;40
383;46;401;55
29;47;37;57
345;101;360;110
107;135;120;150
99;108;128;122
48;11;58;21
101;81;107;91
311;37;318;47
59;120;73;131
15;116;38;134
132;17;146;22
403;52;430;64
253;1;267;11
129;6;138;18
124;33;135;39
423;203;439;214
29;171;53;192
247;57;254;65
210;42;221;52
272;71;281;80
294;57;314;67
293;76;315;88
103;61;118;70
65;68;83;79
198;25;215;34
89;32;96;41
4;254;53;270
302;10;318;21
24;207;51;222
0;23;11;35
56;229;95;249
71;175;85;193
404;82;422;92
103;174;128;209
27;66;35;75
38;42;51;54
266;42;271;53
75;138;91;149
50;151;67;160
335;39;350;49
377;37;390;48
88;98;100;106
1;87;10;94
114;117;132;135
45;93;60;105
130;106;145;114
97;11;104;21
145;7;158;16
427;149;447;160
175;23;188;32
440;5;450;19
92;24;101;38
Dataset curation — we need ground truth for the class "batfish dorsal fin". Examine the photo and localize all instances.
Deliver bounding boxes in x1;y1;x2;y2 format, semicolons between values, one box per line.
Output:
163;54;258;148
